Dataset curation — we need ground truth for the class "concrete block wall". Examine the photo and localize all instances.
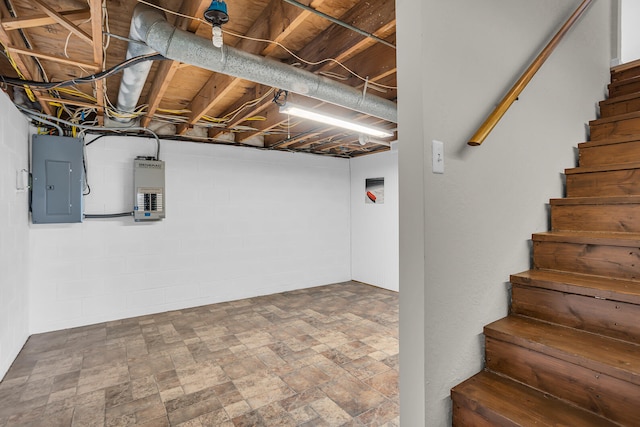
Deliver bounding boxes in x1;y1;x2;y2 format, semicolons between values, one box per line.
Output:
0;92;30;378
29;136;352;333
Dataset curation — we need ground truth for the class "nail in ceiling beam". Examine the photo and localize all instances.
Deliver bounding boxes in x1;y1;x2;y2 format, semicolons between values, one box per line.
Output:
141;0;210;128
31;0;93;46
0;5;52;115
1;9;91;31
89;0;104;124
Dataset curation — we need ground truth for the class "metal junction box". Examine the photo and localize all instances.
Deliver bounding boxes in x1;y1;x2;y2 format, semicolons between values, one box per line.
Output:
134;158;165;221
31;134;83;224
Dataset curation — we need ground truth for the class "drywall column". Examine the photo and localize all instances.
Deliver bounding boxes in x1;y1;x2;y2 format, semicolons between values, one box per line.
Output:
350;149;399;292
396;0;426;422
397;0;614;424
0;92;30;379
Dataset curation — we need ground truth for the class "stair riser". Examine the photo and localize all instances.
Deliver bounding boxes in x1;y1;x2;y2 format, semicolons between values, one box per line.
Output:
566;169;640;197
579;142;640;167
590;116;640;141
551;204;640;232
486;337;640;426
533;240;640;280
452;398;509;427
600;98;640;117
611;67;640;83
511;285;640;344
609;80;640;98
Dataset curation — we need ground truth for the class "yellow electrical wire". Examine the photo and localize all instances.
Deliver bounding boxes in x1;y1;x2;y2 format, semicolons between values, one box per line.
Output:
0;41;37;102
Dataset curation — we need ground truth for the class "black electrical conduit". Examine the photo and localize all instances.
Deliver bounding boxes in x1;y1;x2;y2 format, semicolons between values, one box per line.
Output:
280;0;396;50
84;212;134;219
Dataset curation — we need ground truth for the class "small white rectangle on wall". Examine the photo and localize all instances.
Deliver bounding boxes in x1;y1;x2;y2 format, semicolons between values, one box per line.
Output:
432;140;444;174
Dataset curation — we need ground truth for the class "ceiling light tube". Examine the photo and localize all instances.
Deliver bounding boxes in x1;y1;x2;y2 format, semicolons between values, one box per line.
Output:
280;103;394;138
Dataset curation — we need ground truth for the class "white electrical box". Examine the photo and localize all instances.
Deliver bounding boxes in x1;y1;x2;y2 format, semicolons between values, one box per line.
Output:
133;158;165;221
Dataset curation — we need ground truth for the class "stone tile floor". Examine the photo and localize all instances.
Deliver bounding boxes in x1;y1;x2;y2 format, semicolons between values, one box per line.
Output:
0;282;398;426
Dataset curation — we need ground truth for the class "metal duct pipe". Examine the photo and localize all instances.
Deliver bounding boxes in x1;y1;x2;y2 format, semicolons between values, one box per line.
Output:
114;5;165;121
118;3;397;124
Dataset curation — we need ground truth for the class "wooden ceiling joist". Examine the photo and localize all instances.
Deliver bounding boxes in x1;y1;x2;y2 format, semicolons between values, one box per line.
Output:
0;4;52;115
208;84;272;138
89;0;104;123
5;46;101;71
176;0;285;134
141;60;180;128
32;0;92;46
293;0;395;72
141;0;210;128
39;96;99;110
0;0;396;157
0;8;91;31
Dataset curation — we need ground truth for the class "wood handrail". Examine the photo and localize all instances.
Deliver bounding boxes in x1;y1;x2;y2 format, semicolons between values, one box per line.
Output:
468;0;595;146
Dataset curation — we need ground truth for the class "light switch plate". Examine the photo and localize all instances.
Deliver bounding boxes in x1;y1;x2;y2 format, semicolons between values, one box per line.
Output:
432;140;444;174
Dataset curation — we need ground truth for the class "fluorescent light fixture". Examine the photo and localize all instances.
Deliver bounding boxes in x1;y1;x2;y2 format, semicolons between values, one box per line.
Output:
279;103;394;138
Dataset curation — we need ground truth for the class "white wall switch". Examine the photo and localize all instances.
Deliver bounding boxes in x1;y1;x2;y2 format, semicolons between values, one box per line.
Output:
432;140;444;174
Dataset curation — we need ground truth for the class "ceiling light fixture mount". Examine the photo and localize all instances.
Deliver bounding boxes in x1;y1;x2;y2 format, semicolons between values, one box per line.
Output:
279;103;394;139
204;0;229;48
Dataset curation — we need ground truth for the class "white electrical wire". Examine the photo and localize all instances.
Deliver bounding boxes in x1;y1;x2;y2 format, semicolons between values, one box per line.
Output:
133;0;397;91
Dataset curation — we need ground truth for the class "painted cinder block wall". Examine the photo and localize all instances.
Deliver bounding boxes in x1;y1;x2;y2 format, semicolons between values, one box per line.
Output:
0;91;30;377
28;136;353;333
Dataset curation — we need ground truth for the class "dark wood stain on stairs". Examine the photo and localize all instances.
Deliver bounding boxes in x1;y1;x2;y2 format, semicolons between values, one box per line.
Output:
451;60;640;426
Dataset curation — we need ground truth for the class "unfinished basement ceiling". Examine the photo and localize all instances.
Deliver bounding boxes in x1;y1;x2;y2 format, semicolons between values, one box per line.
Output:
0;0;396;157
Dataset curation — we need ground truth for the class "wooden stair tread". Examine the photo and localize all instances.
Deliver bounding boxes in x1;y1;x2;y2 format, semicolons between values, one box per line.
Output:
611;59;640;74
486;315;640;385
451;370;619;427
589;110;640;126
550;195;640;205
532;230;640;246
565;161;640;175
578;134;640;148
511;270;640;305
600;90;640;105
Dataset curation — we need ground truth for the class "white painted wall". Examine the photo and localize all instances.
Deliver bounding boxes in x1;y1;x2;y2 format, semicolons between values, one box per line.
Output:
29;137;351;333
621;0;640;63
397;0;615;425
0;92;30;379
350;148;399;291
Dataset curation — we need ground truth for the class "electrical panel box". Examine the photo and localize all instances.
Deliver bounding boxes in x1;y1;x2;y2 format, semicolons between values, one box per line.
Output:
31;134;83;224
134;158;165;221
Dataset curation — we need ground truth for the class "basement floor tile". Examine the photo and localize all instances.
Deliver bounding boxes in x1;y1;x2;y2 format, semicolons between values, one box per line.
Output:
0;281;398;426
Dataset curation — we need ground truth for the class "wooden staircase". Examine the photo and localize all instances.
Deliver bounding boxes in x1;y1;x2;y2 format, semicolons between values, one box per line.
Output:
451;61;640;426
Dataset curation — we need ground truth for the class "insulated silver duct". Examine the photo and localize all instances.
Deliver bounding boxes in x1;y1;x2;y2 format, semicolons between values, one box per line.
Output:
117;4;397;124
114;5;165;121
